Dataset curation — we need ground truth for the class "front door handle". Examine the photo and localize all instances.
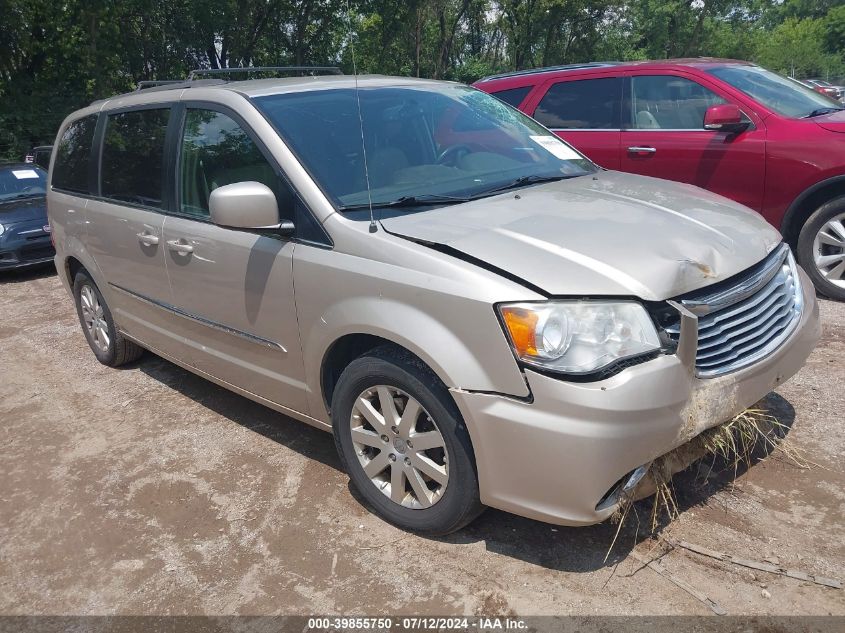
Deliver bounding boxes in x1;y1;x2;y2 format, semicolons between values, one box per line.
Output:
627;146;657;155
166;239;194;254
136;231;159;246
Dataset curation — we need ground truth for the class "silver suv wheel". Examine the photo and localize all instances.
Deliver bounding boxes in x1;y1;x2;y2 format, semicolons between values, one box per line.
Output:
350;385;449;509
79;283;111;353
812;212;845;288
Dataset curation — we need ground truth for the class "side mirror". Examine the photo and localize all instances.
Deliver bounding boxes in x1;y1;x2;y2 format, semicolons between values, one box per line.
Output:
209;181;286;230
703;104;748;133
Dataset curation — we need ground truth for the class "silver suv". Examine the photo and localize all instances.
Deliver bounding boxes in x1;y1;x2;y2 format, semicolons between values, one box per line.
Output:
48;74;820;534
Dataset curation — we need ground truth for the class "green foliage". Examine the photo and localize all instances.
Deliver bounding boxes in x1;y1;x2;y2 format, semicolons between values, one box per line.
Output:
755;16;844;78
1;0;843;161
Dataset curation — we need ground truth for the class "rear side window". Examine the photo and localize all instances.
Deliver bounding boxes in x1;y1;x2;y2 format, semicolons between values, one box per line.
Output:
534;78;621;129
53;116;97;194
489;86;532;108
101;108;170;208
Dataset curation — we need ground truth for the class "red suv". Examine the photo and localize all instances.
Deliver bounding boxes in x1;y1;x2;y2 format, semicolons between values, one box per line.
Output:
474;59;845;300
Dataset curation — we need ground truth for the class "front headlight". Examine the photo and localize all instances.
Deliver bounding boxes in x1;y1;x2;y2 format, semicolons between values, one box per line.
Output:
498;301;661;375
0;223;5;236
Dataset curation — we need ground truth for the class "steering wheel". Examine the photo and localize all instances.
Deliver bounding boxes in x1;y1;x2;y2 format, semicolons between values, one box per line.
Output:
436;144;472;166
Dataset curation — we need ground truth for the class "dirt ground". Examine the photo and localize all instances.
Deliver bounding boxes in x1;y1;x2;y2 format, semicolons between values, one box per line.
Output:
0;264;843;617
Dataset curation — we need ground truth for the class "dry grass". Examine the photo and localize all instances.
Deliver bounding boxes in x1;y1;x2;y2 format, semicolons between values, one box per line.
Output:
605;406;808;560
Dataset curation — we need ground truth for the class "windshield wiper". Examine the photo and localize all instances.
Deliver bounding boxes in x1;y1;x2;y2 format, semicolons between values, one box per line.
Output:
804;107;845;118
469;173;575;198
338;194;471;212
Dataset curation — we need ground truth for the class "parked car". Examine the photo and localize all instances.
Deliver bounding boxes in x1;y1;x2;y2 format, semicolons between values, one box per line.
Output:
25;145;54;170
475;59;845;300
49;74;819;534
786;76;838;104
806;79;844;102
0;163;54;270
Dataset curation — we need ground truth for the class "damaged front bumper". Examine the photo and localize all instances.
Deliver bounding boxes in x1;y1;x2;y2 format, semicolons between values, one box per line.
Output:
450;268;820;526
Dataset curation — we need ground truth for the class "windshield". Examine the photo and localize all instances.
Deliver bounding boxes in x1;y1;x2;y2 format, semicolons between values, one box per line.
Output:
707;65;838;118
0;166;47;202
253;84;596;211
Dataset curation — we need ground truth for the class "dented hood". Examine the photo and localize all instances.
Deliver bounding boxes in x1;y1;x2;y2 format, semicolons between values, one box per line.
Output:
381;171;782;300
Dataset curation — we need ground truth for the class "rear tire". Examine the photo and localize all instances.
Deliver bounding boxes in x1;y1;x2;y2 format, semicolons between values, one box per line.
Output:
331;346;483;535
797;196;845;300
73;271;143;367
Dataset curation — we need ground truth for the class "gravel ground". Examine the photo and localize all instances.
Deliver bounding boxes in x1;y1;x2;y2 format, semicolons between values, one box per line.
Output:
0;264;843;617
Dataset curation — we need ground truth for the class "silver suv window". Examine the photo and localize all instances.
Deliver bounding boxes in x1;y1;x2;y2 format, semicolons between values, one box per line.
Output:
101;108;170;208
53;115;97;194
253;84;596;210
179;108;288;218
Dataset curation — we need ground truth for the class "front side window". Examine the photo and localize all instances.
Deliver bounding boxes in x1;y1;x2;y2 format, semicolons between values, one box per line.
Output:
0;165;47;202
101;108;170;208
179;109;288;218
707;65;839;118
254;84;596;212
53;116;97;194
630;75;726;130
533;78;621;129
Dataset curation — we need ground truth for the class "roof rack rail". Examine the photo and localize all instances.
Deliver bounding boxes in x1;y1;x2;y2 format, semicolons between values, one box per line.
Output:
136;80;183;91
476;62;621;82
187;66;342;81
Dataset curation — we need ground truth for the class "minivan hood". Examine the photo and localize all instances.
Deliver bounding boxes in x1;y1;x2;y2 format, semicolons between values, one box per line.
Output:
381;171;782;300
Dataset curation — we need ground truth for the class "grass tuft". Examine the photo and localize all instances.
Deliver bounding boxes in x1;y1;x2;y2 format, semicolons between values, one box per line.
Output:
606;405;807;559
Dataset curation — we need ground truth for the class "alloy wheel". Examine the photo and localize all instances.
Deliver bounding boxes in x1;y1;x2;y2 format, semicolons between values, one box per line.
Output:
813;212;845;288
349;385;449;509
80;284;110;353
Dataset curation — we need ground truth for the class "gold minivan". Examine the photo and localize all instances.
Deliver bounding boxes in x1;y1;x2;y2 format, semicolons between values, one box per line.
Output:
49;73;820;534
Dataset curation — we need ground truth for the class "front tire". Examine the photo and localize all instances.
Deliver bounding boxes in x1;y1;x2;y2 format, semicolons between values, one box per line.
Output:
797;196;845;300
73;271;143;367
332;347;483;535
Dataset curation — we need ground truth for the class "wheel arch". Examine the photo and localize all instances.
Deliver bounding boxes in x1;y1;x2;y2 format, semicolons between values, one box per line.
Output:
781;175;845;247
321;332;483;500
320;333;464;417
64;255;85;286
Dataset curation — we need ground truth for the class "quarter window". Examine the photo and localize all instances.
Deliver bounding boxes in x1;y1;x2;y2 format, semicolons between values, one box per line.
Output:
52;116;97;194
490;86;532;108
630;75;726;130
179;109;288;219
101;108;170;207
534;78;621;129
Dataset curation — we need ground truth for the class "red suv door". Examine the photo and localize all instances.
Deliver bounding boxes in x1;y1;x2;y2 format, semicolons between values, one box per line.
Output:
619;71;767;212
527;74;622;169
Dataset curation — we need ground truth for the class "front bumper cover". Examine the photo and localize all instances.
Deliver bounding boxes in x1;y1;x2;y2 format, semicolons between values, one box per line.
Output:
450;268;821;526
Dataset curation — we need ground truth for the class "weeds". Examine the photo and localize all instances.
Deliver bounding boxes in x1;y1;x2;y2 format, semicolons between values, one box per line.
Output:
606;404;808;560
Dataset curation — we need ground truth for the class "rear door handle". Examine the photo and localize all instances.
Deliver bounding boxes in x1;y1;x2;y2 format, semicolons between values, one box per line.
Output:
166;239;194;254
136;231;159;246
627;146;657;155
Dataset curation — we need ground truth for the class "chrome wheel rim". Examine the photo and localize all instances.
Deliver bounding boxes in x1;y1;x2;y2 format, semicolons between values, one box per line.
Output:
80;284;110;353
350;386;448;509
813;213;845;288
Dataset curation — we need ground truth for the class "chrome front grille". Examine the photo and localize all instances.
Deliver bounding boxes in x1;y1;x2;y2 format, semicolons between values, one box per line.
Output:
665;244;803;378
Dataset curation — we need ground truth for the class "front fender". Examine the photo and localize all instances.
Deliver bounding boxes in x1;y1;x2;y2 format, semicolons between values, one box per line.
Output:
294;243;534;424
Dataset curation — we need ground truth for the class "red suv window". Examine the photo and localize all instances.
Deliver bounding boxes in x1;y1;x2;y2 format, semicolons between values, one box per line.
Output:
534;77;621;129
629;75;726;129
489;86;533;108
